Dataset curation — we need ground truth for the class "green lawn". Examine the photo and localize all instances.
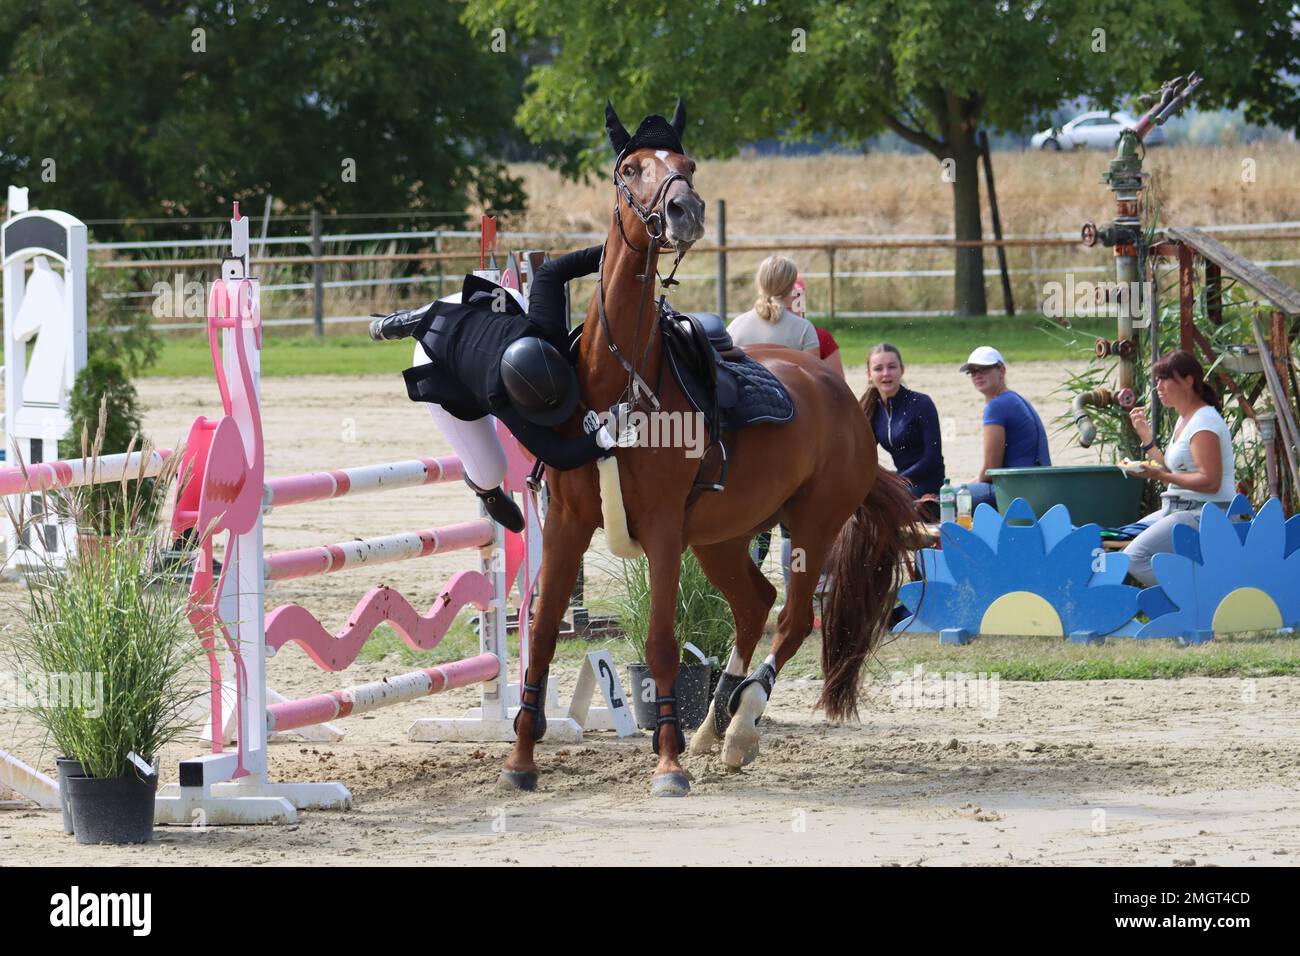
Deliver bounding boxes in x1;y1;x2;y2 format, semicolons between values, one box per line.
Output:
815;313;1110;367
65;313;1110;379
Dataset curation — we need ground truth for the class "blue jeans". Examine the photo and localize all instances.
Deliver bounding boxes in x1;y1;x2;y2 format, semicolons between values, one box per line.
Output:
965;481;998;510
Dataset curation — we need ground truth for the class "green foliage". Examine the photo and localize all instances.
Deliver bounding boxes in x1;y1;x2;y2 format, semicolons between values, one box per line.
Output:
85;255;161;378
606;550;735;664
464;0;1300;315
0;0;528;233
65;356;144;455
3;452;202;778
62;361;156;534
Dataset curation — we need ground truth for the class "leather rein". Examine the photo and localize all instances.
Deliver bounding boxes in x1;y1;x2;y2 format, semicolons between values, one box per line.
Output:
595;161;690;412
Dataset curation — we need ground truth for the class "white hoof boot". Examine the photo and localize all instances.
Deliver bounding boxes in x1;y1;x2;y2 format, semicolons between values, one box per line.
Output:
689;703;722;755
721;683;767;770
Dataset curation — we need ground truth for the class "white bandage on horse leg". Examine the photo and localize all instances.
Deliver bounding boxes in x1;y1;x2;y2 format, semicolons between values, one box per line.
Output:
597;456;644;558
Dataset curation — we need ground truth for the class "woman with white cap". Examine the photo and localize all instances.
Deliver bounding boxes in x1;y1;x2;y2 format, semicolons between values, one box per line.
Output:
960;345;1051;509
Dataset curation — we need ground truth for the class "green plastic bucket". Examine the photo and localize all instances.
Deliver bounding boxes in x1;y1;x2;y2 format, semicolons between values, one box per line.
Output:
986;465;1145;528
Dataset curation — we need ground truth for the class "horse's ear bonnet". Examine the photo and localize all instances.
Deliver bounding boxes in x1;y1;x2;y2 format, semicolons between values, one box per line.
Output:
606;97;687;163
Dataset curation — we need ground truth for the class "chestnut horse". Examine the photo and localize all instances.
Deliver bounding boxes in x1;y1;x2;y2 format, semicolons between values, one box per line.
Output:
501;100;917;796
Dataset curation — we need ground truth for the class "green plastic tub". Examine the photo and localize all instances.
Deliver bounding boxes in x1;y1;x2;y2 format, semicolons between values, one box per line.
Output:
986;465;1145;528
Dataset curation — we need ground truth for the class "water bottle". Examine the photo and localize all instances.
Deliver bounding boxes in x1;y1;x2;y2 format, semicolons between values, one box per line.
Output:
956;484;973;528
938;479;956;524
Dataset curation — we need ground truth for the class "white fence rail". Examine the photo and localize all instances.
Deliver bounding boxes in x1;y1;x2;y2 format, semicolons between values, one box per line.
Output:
90;216;1300;329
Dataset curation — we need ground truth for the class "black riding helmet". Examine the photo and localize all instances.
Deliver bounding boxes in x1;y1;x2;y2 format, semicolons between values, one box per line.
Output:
500;336;580;427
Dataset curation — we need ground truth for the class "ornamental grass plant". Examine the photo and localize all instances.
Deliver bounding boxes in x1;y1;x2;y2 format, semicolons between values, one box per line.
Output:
3;413;203;780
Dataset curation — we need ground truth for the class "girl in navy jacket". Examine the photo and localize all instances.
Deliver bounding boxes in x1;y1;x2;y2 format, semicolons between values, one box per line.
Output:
863;343;945;498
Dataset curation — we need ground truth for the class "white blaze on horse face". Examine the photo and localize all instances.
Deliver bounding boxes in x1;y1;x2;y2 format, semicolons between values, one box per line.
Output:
654;150;668;160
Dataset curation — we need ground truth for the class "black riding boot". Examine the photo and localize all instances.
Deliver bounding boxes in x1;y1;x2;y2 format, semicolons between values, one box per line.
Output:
465;476;525;533
368;303;433;341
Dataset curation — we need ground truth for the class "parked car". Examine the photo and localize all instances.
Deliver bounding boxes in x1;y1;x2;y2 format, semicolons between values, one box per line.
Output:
1031;111;1165;150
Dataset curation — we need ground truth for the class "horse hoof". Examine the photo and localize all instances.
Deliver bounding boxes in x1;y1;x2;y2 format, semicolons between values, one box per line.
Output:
688;705;721;756
688;730;717;756
721;685;765;770
497;769;538;792
721;728;760;770
650;771;691;797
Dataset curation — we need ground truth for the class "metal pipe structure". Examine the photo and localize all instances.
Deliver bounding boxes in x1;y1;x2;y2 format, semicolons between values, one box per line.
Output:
1071;388;1115;448
1077;73;1203;446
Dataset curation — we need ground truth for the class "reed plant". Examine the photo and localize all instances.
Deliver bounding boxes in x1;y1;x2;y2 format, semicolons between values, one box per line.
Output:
603;550;735;665
3;426;203;779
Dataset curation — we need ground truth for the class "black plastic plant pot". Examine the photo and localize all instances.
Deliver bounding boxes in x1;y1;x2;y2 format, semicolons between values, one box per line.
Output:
65;772;158;845
55;757;85;835
627;662;712;732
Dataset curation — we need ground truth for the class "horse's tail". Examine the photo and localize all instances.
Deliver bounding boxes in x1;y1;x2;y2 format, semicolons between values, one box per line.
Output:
818;468;917;721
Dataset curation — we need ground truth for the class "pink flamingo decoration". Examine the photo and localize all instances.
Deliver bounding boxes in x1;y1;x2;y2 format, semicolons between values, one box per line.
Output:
172;267;264;777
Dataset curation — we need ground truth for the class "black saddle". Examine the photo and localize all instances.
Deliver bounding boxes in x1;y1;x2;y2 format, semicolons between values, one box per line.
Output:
660;308;795;493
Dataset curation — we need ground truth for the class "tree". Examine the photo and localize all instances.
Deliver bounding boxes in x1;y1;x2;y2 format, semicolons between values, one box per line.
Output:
0;0;530;234
464;0;1300;315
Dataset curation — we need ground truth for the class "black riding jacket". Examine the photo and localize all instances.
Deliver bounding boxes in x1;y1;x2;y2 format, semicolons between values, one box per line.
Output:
402;245;605;470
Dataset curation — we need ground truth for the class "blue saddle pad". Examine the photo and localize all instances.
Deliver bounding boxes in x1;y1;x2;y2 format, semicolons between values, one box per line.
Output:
717;354;795;429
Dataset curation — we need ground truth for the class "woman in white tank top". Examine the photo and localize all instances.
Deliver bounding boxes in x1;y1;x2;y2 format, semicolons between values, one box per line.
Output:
1123;350;1235;586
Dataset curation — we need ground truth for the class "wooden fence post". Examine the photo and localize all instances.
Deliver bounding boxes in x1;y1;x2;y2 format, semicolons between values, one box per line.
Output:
311;209;324;337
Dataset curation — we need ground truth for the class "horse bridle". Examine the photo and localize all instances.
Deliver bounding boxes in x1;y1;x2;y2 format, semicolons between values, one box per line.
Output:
596;156;692;411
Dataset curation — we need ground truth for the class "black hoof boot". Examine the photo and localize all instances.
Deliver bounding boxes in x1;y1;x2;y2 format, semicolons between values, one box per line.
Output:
367;304;432;341
512;672;548;741
728;661;777;718
711;672;745;737
466;477;525;533
650;695;687;757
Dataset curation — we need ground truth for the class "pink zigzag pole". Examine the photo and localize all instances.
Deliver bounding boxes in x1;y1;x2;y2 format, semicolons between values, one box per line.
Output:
265;568;495;672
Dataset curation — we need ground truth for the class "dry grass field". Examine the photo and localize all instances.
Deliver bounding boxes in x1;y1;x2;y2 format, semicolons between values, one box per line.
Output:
508;142;1300;237
491;143;1300;317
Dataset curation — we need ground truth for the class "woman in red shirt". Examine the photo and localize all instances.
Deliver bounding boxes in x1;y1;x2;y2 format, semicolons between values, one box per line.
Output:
815;326;845;379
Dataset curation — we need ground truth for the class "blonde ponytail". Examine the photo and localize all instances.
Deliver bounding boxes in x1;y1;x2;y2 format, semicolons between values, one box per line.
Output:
753;255;798;324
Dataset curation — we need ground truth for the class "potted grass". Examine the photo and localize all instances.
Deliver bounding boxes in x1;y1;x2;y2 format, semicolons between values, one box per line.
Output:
612;550;735;732
5;431;201;844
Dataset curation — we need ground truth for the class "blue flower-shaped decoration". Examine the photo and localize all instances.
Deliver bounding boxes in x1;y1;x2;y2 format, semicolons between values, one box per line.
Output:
897;498;1140;638
1138;495;1300;638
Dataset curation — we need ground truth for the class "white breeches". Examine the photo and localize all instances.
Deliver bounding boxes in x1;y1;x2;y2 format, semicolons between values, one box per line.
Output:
412;341;507;489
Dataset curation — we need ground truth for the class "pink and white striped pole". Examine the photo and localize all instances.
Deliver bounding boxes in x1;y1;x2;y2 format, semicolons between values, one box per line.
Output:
263;519;494;582
265;652;500;733
0;449;172;496
265;456;466;509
